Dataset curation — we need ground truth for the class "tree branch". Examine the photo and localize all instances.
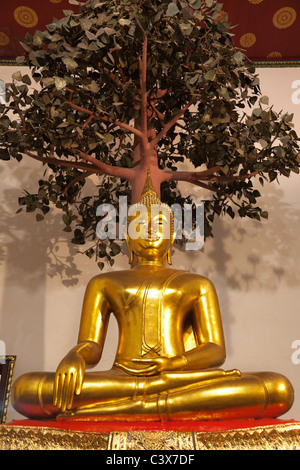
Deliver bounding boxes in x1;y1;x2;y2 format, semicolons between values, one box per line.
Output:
139;36;148;137
160;168;246;209
25;150;100;173
101;65;124;89
161;167;260;184
150;97;197;148
63;170;94;198
64;95;143;138
209;170;260;183
75;149;135;182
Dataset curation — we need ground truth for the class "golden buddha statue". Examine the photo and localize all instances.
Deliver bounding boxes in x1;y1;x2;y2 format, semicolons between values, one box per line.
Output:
11;171;294;422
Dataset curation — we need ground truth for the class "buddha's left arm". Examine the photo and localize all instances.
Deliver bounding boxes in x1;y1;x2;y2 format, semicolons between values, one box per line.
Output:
180;278;226;370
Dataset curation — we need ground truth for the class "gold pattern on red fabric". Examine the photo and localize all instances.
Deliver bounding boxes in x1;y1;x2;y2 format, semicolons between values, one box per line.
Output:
248;0;264;5
240;32;256;48
14;6;39;28
0;33;10;47
273;7;297;29
0;2;300;69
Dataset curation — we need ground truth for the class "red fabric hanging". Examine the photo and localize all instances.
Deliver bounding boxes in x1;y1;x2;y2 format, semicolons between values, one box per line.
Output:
0;0;299;63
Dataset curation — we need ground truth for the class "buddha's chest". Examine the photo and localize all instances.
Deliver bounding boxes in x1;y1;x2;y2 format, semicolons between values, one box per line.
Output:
112;271;188;357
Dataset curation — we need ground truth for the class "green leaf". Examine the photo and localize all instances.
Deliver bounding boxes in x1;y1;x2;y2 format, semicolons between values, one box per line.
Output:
234;51;244;62
280;135;290;145
62;57;78;69
189;0;201;9
12;71;22;81
72;229;85;244
62;214;71;225
166;3;179;16
42;77;55;87
284;113;294;123
51;33;63;42
15;56;26;64
110;242;121;255
119;18;131;26
226;206;235;219
0;148;10;160
259;139;268;149
85;80;99;93
54;77;67;90
253;108;262;117
260;95;269;105
103;133;114;142
204;70;215;81
22;75;31;85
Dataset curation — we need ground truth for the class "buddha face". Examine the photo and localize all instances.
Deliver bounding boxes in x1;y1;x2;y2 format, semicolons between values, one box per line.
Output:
127;206;175;261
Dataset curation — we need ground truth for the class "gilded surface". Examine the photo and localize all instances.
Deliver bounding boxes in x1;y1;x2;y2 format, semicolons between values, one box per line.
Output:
10;171;295;422
1;422;300;450
195;422;300;450
108;430;195;450
0;424;108;450
0;356;16;424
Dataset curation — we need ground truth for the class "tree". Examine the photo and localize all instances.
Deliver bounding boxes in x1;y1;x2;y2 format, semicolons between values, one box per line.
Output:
1;0;299;268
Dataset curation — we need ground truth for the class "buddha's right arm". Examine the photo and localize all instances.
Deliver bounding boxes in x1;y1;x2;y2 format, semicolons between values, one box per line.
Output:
53;277;111;411
53;341;101;411
77;277;111;361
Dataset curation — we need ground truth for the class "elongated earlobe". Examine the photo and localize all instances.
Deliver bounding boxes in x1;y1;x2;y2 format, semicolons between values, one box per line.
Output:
125;233;134;265
166;231;176;265
128;247;134;265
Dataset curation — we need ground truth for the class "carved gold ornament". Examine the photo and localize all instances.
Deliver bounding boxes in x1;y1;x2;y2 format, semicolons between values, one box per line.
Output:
1;422;300;450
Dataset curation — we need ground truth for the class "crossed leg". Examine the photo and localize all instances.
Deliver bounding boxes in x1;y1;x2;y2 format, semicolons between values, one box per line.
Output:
11;368;294;421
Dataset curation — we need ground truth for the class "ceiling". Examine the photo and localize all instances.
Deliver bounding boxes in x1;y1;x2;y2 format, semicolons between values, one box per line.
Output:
0;0;299;66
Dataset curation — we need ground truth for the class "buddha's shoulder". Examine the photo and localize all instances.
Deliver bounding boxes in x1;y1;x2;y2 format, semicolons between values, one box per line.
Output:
169;269;216;289
85;268;215;290
85;269;138;287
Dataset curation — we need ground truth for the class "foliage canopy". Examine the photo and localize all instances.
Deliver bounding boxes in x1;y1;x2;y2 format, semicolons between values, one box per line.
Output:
1;0;299;268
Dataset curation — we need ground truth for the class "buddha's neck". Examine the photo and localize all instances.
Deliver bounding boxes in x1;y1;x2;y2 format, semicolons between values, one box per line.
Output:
134;256;167;268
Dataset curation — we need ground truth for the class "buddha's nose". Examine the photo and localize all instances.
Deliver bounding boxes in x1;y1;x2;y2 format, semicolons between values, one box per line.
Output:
148;226;158;238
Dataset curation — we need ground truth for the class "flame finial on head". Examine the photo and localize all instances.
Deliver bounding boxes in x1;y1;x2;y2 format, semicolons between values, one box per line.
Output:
128;169;174;227
139;168;161;208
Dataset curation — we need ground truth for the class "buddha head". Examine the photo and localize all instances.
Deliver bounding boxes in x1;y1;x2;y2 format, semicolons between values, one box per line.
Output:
126;170;175;265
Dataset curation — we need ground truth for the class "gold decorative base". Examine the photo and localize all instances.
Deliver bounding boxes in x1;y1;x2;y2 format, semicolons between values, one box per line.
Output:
1;421;300;450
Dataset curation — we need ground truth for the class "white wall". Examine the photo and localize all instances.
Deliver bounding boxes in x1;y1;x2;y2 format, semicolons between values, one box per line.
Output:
1;66;300;422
